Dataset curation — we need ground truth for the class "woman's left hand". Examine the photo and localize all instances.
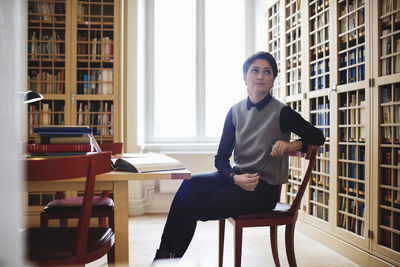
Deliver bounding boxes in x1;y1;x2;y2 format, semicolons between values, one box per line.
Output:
270;140;302;157
270;140;290;157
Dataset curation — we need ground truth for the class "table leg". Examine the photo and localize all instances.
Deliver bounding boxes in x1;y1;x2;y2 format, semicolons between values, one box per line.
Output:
113;181;129;264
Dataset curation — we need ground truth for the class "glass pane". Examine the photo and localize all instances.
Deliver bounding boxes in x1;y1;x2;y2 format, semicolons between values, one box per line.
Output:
205;0;246;138
154;0;196;138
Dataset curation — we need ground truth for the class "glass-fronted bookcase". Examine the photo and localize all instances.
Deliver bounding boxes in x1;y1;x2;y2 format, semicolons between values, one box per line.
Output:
27;0;121;144
267;0;400;265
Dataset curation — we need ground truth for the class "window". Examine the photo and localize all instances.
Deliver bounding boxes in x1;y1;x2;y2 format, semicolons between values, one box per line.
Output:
142;0;249;145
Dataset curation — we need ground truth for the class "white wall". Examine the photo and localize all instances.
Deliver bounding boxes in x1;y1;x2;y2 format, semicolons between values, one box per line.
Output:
0;0;26;266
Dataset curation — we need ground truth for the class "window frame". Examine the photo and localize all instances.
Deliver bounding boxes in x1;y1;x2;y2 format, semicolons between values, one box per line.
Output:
139;0;261;150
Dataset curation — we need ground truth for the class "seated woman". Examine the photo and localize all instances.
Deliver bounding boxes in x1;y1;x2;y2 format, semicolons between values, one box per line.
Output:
154;51;325;260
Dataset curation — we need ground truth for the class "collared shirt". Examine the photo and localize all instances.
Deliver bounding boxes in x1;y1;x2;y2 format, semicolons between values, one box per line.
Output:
215;94;325;183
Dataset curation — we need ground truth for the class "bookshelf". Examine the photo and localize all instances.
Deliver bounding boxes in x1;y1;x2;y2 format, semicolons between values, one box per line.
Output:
378;83;400;254
285;0;302;97
27;0;121;144
268;1;282;98
27;0;68;138
285;100;302;204
267;0;400;265
337;89;367;242
309;96;331;223
337;0;366;85
307;0;332;228
380;0;400;76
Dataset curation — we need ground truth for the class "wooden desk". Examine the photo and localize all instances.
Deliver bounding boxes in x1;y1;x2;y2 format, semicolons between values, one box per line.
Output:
27;169;191;265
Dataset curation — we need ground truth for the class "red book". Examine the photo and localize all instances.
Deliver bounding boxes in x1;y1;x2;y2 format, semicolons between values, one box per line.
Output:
27;144;92;153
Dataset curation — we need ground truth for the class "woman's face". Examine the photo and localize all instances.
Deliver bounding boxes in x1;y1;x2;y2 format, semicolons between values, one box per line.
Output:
244;59;275;95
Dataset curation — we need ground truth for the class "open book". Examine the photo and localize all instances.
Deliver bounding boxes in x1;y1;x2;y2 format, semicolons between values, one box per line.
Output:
111;153;185;173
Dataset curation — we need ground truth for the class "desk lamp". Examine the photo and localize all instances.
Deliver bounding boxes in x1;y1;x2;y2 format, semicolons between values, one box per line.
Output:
21;90;43;104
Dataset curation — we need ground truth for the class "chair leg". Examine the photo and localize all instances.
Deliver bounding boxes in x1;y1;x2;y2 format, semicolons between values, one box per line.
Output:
219;219;225;267
107;244;115;263
270;226;280;267
108;214;115;263
109;214;115;231
234;224;243;267
285;223;297;267
40;213;49;228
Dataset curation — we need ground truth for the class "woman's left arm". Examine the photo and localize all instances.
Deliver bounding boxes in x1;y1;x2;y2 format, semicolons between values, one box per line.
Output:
278;106;325;153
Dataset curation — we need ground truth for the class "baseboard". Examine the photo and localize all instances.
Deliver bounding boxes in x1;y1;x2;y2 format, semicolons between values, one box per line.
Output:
296;220;396;267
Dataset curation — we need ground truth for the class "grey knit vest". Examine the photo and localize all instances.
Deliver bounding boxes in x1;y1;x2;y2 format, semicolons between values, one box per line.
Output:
231;97;290;185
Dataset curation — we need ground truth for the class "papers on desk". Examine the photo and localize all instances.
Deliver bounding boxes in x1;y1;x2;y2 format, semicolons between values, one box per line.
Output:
111;153;185;173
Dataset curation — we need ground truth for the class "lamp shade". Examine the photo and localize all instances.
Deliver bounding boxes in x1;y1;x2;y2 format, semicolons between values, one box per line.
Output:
23;90;43;104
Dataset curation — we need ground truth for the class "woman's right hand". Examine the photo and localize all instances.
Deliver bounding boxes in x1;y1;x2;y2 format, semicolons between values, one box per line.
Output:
233;173;260;191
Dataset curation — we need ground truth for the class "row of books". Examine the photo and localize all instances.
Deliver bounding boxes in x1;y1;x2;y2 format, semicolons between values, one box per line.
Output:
77;102;113;136
314;159;330;174
339;47;365;68
338;0;364;16
339;65;365;84
28;1;65;22
380;229;400;252
77;36;113;61
381;111;400;143
382;85;400;103
311;111;330;126
311;189;328;219
339;197;365;236
311;59;329;76
310;26;329;46
28;32;65;58
381;0;400;16
340;145;365;162
340;161;365;180
77;3;114;23
311;75;329;91
381;188;400;207
28;105;65;136
28;70;65;94
77;69;113;95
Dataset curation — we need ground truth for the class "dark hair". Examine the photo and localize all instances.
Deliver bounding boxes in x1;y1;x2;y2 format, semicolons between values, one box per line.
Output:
242;51;278;78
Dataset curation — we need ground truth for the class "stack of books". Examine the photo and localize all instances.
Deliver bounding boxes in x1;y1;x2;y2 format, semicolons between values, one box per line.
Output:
27;126;100;156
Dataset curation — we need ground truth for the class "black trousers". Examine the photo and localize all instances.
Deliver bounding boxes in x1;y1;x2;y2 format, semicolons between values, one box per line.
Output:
158;171;280;257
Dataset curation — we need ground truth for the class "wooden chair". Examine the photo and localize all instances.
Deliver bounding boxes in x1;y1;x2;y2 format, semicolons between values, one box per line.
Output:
40;142;123;229
24;152;115;266
218;145;318;267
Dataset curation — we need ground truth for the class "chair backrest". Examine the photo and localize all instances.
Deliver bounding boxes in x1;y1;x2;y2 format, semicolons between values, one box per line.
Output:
287;145;318;214
26;152;112;258
99;142;123;155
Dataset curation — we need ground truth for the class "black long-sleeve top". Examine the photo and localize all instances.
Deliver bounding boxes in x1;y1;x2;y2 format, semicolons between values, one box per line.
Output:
215;94;325;183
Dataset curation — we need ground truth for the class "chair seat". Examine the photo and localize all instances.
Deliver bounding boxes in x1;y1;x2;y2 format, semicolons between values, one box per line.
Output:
234;202;292;220
25;227;114;262
43;196;114;213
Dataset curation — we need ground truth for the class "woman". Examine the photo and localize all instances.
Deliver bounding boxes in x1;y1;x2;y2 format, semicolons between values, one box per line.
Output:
154;51;325;260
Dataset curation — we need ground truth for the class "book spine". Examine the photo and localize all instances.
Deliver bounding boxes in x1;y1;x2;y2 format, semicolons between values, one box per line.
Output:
36;136;91;144
27;144;92;153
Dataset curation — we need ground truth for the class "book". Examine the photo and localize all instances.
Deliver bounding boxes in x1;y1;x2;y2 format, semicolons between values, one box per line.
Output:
34;126;93;135
111;153;185;173
28;152;90;157
35;135;91;144
27;144;92;153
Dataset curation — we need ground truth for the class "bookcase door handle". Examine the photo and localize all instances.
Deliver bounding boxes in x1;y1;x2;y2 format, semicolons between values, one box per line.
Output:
328;83;337;101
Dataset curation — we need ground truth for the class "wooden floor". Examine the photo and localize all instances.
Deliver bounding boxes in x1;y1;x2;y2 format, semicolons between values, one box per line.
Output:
88;214;360;267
